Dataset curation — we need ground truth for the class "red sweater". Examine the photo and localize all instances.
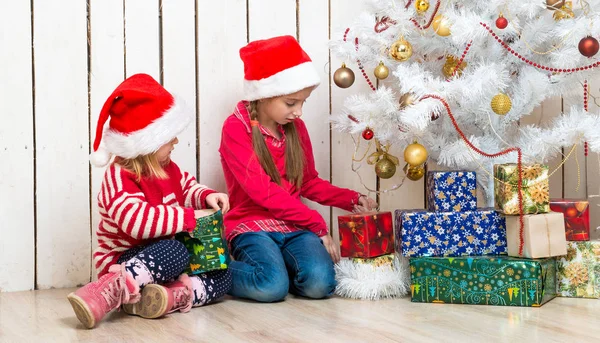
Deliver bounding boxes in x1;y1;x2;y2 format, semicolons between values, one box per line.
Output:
93;161;215;277
219;101;360;241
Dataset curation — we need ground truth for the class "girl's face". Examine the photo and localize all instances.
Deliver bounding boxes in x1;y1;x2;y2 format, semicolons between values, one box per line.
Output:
155;137;178;164
258;87;315;125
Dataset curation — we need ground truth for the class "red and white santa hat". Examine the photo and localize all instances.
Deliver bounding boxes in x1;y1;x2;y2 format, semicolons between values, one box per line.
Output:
239;35;321;101
90;73;192;167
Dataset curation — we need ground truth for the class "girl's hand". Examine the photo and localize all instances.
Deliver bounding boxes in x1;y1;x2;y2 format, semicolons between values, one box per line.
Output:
353;195;377;213
320;234;340;264
205;193;230;214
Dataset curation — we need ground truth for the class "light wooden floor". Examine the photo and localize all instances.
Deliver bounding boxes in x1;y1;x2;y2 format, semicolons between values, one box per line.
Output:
0;288;599;343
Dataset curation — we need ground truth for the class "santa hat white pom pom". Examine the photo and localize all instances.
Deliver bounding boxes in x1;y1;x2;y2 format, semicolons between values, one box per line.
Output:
90;147;112;167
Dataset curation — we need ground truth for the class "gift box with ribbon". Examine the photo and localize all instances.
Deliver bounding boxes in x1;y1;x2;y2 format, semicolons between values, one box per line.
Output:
549;199;590;241
557;241;600;298
505;212;567;258
410;256;557;307
338;211;394;258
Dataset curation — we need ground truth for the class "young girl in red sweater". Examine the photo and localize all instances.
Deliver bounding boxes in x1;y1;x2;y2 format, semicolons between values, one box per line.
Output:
68;74;231;328
220;36;377;302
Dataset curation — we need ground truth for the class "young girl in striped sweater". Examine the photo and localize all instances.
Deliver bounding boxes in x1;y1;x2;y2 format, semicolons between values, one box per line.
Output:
68;73;232;329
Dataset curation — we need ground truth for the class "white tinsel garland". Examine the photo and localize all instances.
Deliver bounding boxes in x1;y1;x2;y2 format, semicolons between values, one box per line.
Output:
334;255;411;301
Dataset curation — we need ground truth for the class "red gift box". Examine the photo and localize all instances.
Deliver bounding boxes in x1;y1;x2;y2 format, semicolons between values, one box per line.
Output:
549;199;590;241
338;211;394;258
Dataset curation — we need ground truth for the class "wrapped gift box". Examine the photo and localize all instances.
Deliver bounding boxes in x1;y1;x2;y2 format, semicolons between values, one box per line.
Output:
338;211;393;258
351;254;394;268
395;208;507;258
410;256;557;307
175;209;229;274
494;163;550;215
550;199;590;241
505;212;567;258
427;171;477;212
557;241;600;298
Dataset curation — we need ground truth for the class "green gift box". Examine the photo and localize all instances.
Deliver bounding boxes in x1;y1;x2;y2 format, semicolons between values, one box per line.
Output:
175;209;229;274
410;256;556;307
557;241;600;298
494;163;550;215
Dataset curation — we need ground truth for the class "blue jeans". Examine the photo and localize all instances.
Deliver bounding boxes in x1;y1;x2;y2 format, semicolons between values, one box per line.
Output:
228;231;336;302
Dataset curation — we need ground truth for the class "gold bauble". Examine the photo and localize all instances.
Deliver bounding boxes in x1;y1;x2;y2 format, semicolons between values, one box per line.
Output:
399;92;417;109
546;0;565;10
406;165;425;181
404;142;428;166
432;15;451;36
442;55;467;78
415;0;430;14
375;157;397;179
389;37;413;62
553;1;574;21
491;93;512;115
374;61;389;80
333;63;355;88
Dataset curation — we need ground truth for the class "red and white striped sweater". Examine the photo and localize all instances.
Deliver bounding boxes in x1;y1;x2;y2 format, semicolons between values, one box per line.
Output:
93;161;215;277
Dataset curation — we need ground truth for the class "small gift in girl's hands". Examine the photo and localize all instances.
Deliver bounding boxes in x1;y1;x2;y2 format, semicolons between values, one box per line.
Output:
338;211;394;258
176;209;230;274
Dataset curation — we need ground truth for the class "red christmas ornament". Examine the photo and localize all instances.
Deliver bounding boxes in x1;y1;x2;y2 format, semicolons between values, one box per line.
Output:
579;36;599;58
496;15;508;29
362;128;374;140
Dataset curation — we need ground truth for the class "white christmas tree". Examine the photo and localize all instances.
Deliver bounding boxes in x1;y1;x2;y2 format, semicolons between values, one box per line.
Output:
330;0;600;205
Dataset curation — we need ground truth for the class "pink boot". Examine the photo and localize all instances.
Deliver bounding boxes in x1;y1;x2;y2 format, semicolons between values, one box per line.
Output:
67;263;140;329
122;274;193;318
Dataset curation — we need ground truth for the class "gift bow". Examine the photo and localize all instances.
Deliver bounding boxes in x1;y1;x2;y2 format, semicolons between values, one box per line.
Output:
366;142;400;166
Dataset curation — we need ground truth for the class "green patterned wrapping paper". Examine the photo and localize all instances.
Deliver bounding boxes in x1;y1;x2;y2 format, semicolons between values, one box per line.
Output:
410;256;556;307
557;241;600;298
175;210;229;274
351;254;394;267
494;163;550;215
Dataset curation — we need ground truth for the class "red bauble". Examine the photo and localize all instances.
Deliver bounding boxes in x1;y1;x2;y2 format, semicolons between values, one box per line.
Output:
496;16;508;29
362;128;374;140
579;36;599;58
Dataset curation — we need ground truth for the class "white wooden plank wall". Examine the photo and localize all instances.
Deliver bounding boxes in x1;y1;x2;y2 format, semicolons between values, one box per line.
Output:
33;0;90;289
0;0;598;292
0;1;35;292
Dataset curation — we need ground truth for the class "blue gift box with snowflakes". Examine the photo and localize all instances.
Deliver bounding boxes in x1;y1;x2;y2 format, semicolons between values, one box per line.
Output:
394;208;507;258
427;171;477;212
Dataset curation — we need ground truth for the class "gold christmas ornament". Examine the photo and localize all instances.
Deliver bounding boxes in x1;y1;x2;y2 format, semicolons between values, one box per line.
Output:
399;92;417;109
389;37;413;62
415;0;430;14
375;157;397;179
553;1;574;20
491;93;512;115
442;55;467;78
404;142;428;166
406;164;425;181
333;63;355;88
546;0;565;10
367;141;400;179
374;61;390;80
432;15;451;36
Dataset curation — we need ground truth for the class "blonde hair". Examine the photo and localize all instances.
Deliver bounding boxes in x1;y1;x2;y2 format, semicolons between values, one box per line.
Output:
248;101;305;188
115;153;168;182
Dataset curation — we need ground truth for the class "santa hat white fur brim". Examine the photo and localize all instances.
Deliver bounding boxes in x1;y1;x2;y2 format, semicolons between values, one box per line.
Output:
90;95;192;167
243;61;321;101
